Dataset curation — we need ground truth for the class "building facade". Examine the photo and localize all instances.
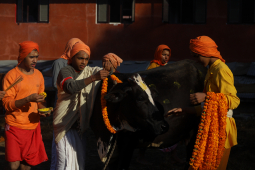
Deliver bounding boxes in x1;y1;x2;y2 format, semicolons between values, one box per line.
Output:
0;0;255;62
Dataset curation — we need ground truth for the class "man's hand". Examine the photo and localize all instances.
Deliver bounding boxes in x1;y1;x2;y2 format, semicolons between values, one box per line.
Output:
94;70;109;80
165;107;197;117
0;91;6;100
27;93;45;103
102;60;112;72
38;104;52;118
39;110;52;117
165;108;183;117
190;92;206;105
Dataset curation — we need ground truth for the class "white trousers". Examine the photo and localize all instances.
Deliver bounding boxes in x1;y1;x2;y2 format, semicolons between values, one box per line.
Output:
50;129;86;170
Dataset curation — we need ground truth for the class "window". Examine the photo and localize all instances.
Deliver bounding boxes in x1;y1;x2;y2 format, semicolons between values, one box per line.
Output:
162;0;207;24
228;0;255;24
97;0;135;24
16;0;49;23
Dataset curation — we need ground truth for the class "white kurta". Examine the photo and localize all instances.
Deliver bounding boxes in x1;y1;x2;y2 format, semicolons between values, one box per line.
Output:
55;129;85;170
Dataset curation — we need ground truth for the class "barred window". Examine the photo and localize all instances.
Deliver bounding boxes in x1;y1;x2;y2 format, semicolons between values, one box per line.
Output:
97;0;135;24
16;0;49;23
162;0;207;24
228;0;255;24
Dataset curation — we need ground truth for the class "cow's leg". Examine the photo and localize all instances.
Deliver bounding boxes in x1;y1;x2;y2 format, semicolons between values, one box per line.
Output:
107;131;138;170
118;132;139;169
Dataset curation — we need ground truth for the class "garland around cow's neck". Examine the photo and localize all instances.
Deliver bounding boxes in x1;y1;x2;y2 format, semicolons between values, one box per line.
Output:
101;74;123;134
189;92;228;170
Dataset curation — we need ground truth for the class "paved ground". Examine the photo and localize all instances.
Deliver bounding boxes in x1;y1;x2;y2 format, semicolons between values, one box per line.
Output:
0;104;255;170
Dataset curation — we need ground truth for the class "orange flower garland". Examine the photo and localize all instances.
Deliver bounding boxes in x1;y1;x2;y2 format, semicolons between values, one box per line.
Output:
101;74;123;134
216;93;228;167
189;92;228;170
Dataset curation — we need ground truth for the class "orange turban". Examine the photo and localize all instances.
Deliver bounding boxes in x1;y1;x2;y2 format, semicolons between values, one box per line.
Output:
18;41;39;65
151;45;171;66
60;38;85;60
102;53;123;69
68;42;91;64
189;36;225;63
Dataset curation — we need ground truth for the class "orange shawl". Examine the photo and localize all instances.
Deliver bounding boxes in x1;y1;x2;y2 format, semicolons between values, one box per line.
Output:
150;45;171;66
60;38;85;60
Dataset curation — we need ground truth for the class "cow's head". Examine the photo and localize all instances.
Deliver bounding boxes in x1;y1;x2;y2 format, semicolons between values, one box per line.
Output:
104;74;168;136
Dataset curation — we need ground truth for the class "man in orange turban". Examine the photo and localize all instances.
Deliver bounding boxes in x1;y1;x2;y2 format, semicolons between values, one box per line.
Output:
147;44;171;70
50;38;86;169
102;53;123;73
3;41;50;170
167;36;240;170
52;42;111;169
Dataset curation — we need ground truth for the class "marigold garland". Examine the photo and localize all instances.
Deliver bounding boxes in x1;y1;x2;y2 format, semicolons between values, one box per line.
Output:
189;92;228;170
101;74;123;134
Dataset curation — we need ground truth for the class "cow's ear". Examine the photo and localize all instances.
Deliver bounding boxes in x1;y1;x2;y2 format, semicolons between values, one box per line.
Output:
127;76;136;86
104;87;132;103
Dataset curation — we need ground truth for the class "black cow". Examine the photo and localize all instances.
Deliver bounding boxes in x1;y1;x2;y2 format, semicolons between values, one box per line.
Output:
90;74;169;169
137;59;206;169
90;59;206;170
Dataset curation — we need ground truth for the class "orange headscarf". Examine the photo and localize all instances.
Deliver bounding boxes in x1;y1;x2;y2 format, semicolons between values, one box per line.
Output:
60;38;85;60
18;41;39;65
189;36;225;63
151;45;171;66
102;53;123;69
68;42;91;64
